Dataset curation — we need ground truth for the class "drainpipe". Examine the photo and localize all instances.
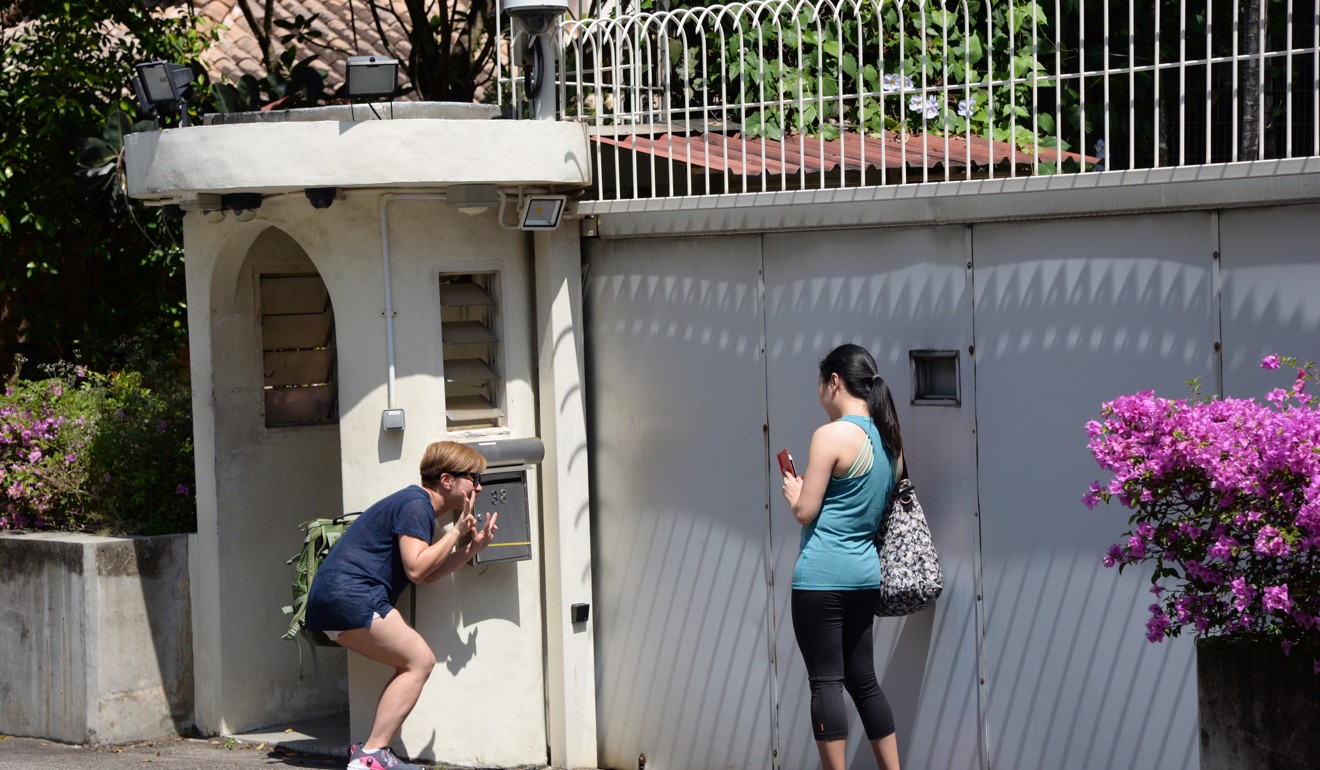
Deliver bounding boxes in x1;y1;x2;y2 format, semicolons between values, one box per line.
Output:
377;193;446;414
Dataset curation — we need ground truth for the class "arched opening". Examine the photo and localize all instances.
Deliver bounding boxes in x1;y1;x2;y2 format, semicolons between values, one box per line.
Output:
204;227;347;730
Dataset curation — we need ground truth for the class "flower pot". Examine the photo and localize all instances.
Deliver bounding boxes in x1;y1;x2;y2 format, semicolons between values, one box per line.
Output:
1196;636;1319;770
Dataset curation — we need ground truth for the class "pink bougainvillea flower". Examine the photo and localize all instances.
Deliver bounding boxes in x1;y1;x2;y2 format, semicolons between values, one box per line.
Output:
1254;527;1292;558
1145;606;1171;642
1231;577;1257;613
1103;544;1122;568
1263;585;1293;613
1261;354;1281;370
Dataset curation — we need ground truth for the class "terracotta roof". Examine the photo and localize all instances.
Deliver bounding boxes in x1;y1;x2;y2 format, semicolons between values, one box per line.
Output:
189;0;414;94
590;129;1100;197
595;130;1096;176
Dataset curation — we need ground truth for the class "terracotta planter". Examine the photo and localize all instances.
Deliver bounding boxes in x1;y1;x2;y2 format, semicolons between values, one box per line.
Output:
1196;636;1319;770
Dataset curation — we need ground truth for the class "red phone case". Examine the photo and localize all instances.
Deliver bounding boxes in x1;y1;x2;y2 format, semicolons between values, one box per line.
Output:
777;448;796;477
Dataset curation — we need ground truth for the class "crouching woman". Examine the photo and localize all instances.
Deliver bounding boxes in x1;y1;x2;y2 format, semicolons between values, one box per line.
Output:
306;440;499;770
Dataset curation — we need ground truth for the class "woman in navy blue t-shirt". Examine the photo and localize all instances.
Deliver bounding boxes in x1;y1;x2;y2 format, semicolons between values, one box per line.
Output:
306;441;498;770
781;344;904;770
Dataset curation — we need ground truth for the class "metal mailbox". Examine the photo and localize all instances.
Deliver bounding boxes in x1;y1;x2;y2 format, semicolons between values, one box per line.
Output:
464;437;543;565
473;468;532;564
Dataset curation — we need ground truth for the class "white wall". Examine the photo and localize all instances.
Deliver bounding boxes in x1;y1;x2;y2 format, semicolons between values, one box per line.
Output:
183;192;549;767
186;217;348;736
335;195;546;767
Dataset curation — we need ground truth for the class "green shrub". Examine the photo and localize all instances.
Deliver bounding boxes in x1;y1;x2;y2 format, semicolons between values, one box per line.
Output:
0;361;194;535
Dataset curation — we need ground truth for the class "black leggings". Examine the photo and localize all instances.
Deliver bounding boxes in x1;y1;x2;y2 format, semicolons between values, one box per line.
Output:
791;588;896;741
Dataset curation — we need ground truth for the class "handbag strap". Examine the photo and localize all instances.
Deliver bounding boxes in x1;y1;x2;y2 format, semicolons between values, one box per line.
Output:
880;451;909;524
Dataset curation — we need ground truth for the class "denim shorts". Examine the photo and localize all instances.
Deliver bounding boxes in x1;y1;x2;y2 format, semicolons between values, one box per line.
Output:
306;571;396;636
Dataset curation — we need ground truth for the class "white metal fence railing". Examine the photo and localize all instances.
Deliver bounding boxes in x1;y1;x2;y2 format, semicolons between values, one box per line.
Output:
496;0;1320;201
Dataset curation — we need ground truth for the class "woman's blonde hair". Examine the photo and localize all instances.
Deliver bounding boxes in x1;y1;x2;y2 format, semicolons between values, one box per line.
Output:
419;441;487;489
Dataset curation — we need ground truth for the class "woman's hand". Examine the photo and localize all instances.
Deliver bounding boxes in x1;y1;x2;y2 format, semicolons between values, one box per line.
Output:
455;490;478;535
470;511;500;553
781;470;803;507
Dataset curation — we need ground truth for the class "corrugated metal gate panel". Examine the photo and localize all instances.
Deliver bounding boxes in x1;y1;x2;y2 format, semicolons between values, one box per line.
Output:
971;213;1215;770
585;207;1315;769
585;235;775;770
587;226;983;769
1220;204;1320;396
762;226;982;770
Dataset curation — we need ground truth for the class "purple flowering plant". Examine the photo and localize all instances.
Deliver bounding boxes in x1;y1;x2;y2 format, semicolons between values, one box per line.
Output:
1085;354;1320;671
1;359;194;535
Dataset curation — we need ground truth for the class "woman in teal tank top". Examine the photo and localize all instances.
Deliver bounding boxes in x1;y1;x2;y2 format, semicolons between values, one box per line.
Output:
781;344;904;770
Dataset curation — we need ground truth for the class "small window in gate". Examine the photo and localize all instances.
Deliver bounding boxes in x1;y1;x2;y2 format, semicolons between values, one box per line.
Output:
910;350;960;406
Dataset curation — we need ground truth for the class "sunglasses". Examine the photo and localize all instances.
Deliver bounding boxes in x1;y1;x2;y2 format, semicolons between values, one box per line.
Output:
451;471;482;485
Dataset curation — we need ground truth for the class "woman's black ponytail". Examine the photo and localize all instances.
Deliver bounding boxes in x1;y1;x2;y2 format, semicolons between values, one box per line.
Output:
819;344;903;460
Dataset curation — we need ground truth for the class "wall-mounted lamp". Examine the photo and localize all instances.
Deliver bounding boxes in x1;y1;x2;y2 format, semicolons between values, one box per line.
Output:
346;56;399;100
519;195;567;230
447;184;501;216
132;61;196;126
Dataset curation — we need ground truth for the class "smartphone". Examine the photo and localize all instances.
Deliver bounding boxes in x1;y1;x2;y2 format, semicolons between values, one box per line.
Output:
776;448;796;477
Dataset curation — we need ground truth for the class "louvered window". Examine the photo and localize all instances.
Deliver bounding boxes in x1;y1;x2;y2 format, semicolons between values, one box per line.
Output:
440;272;504;429
260;274;338;427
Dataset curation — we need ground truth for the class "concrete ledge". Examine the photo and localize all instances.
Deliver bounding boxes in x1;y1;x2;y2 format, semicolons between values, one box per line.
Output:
0;532;193;744
203;102;499;125
125;118;592;201
581;157;1320;237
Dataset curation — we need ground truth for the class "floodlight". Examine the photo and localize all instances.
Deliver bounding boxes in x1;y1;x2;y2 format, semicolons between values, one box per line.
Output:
132;61;196;125
346;56;399;100
519;195;567;230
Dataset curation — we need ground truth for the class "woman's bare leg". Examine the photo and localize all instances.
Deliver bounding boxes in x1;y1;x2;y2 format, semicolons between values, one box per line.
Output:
815;738;847;770
869;733;900;770
335;609;435;750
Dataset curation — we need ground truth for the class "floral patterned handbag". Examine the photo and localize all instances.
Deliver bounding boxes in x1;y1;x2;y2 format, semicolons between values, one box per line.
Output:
874;455;944;616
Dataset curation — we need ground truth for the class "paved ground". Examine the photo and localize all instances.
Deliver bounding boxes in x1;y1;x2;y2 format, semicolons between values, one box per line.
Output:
0;734;343;770
0;714;551;770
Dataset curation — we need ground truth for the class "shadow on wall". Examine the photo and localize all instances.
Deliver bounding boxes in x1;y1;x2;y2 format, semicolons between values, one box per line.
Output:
129;536;196;736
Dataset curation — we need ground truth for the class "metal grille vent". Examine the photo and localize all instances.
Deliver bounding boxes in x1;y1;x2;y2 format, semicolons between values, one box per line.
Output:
440;273;504;429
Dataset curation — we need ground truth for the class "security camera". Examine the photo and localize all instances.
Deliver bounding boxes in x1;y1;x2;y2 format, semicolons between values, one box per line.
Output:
502;0;569;35
304;187;340;210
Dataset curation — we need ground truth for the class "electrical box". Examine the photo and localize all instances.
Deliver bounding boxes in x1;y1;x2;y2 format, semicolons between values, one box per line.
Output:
473;468;532;565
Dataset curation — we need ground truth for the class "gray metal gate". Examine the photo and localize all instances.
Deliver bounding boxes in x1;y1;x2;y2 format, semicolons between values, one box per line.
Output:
584;203;1320;770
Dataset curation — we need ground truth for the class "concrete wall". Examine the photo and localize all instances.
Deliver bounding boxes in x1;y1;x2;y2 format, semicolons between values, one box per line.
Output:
180;191;549;766
186;219;348;736
0;533;193;744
